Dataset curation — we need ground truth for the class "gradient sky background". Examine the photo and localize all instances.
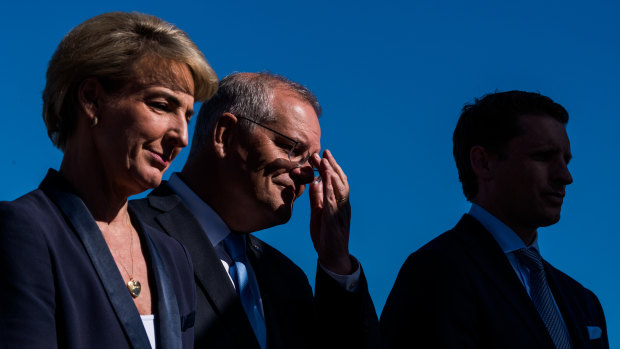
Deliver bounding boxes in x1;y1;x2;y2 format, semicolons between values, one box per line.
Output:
1;0;618;345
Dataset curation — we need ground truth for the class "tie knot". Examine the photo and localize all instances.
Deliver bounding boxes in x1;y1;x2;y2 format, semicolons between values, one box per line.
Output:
515;247;544;271
223;233;246;262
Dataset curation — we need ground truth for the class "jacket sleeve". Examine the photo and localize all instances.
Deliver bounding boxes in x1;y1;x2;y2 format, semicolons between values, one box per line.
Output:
314;261;382;349
0;201;58;347
380;249;481;349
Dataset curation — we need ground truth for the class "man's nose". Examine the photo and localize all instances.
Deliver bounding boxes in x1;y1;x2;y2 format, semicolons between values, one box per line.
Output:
290;165;316;185
555;159;573;185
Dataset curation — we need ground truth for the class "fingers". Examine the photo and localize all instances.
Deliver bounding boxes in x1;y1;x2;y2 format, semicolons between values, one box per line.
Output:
321;160;337;209
318;150;349;205
308;150;352;271
308;173;324;210
322;149;348;187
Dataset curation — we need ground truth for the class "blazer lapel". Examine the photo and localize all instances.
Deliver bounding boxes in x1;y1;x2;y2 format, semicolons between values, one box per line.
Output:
136;218;182;349
41;172;151;349
246;236;283;349
544;261;590;347
454;215;555;346
146;189;259;348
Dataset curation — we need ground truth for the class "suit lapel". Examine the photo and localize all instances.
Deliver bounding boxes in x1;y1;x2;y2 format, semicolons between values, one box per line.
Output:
41;172;151;349
454;215;555;346
137;218;182;349
146;186;260;348
246;236;284;349
544;261;589;347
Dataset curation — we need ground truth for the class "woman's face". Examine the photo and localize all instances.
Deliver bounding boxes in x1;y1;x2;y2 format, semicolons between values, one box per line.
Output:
94;60;195;195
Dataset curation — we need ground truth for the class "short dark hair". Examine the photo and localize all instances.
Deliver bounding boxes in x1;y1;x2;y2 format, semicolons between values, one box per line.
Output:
188;72;321;157
453;90;569;201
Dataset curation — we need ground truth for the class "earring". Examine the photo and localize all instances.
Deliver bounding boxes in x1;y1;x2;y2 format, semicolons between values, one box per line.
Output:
90;116;98;127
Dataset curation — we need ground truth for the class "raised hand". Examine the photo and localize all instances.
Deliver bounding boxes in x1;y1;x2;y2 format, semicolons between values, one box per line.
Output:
309;150;353;275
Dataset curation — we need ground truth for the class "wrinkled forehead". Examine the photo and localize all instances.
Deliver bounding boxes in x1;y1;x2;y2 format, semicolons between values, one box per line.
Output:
270;89;321;147
128;56;195;95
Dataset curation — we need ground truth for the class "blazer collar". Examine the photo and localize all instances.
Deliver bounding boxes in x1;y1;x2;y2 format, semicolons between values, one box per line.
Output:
147;184;261;349
544;261;591;347
135;217;182;349
40;170;154;349
453;214;556;346
246;236;284;349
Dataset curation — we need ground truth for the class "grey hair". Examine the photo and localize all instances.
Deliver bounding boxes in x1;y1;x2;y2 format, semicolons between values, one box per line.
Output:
188;72;321;156
42;11;218;150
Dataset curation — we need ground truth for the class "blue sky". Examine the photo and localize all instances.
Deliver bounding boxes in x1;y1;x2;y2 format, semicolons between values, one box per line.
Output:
1;0;618;344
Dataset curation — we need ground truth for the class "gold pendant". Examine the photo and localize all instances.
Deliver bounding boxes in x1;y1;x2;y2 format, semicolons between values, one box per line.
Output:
127;279;141;298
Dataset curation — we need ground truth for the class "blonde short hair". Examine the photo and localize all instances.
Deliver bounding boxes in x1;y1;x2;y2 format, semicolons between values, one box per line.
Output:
42;11;218;150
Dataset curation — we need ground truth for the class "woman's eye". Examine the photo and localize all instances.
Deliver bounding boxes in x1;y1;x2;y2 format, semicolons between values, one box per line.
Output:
149;101;168;110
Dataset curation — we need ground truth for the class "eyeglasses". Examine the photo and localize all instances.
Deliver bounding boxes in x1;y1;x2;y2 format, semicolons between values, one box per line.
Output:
237;116;319;175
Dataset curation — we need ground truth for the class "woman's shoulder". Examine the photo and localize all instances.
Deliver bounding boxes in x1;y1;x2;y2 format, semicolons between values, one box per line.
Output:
0;188;58;226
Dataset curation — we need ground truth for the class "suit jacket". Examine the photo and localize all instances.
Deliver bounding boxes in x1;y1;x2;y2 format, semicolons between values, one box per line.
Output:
0;170;196;349
380;214;609;349
130;182;381;349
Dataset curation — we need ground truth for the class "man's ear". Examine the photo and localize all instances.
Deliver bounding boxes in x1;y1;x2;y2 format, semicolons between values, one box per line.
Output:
470;145;493;180
213;112;239;159
77;78;103;125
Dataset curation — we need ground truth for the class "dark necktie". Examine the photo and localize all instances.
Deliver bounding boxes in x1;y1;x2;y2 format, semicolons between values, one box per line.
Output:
515;247;572;349
223;233;267;348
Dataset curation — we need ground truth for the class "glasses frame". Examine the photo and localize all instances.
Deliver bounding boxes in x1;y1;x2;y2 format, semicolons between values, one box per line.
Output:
236;116;314;168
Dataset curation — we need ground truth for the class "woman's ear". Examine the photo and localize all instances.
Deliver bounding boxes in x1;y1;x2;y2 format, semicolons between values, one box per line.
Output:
213;112;239;159
77;78;103;126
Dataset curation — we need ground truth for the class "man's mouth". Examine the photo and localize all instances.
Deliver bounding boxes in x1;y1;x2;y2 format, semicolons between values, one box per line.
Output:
543;191;565;205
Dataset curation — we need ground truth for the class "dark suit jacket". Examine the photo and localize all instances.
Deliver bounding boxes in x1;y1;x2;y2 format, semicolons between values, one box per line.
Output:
130;182;381;349
0;170;196;349
380;214;609;349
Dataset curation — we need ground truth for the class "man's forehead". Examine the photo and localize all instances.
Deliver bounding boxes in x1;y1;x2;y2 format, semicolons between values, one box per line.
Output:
269;89;321;145
510;114;570;147
271;88;316;116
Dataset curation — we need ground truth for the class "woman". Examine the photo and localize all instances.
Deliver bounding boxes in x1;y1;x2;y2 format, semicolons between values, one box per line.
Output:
0;12;218;348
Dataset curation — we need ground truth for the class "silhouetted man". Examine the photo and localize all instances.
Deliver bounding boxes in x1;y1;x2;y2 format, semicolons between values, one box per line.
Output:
380;91;608;348
131;72;380;349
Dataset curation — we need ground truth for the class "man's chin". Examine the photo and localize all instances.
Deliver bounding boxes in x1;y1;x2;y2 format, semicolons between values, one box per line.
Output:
537;212;562;228
271;203;293;226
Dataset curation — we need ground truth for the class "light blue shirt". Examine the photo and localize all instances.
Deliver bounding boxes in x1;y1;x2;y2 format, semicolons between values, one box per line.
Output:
469;203;569;329
469;203;536;295
167;173;360;292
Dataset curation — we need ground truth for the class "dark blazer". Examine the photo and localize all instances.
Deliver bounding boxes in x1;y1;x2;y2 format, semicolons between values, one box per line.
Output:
380;214;609;349
0;170;196;349
130;182;381;349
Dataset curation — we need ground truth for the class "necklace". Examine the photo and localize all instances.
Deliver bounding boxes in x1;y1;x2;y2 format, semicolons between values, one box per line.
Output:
122;227;141;298
104;216;141;298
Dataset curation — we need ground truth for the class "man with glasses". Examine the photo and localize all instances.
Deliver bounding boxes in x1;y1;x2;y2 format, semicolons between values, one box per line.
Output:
131;72;380;349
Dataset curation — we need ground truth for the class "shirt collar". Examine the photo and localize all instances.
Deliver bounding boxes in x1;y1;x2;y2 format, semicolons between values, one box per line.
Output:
167;172;230;247
469;203;539;254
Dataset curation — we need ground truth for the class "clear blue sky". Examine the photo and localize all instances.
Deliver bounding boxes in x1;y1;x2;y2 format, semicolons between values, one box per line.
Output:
1;0;618;345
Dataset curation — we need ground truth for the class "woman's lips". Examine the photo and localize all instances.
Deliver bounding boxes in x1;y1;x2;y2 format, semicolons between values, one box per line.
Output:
147;149;170;168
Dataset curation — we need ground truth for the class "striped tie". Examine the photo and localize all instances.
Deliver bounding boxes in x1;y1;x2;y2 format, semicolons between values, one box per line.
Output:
223;233;267;349
515;247;572;349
